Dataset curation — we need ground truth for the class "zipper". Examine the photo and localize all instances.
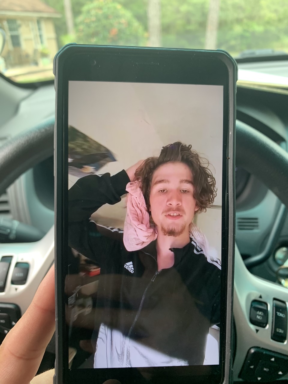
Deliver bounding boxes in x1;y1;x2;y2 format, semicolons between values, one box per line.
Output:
128;269;161;337
122;265;161;367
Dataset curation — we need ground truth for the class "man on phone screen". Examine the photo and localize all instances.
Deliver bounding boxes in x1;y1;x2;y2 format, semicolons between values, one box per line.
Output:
68;142;221;368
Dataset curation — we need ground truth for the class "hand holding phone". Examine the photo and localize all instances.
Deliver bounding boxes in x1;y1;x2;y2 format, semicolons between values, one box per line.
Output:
0;266;55;384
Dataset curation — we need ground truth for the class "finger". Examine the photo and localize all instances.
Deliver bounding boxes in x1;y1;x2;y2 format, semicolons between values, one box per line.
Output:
0;265;55;384
125;160;144;181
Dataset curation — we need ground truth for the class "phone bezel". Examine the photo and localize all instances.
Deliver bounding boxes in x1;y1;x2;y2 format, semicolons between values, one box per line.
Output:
54;45;236;384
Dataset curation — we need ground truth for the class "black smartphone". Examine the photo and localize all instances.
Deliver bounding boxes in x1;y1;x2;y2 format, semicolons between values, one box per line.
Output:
54;45;237;384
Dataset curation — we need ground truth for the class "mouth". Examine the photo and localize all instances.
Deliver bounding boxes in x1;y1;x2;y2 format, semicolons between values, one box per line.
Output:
164;212;183;220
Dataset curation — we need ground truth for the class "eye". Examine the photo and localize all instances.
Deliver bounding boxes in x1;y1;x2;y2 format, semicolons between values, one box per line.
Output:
180;189;190;194
159;189;167;193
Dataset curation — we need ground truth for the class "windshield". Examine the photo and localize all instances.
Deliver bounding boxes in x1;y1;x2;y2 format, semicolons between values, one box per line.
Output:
0;0;287;83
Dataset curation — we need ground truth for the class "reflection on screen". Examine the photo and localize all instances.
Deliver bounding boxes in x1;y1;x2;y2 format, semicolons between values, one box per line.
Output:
67;81;223;369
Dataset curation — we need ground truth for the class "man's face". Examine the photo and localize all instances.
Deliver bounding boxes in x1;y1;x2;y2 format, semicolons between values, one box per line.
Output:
149;162;197;237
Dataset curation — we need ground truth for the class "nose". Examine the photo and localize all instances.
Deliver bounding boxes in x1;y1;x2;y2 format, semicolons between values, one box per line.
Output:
167;190;182;207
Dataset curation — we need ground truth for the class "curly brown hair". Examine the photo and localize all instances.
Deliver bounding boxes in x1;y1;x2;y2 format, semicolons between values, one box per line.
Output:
135;142;217;213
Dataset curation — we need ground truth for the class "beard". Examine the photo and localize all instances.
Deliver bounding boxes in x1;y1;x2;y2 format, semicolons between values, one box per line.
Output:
151;209;190;237
160;222;186;237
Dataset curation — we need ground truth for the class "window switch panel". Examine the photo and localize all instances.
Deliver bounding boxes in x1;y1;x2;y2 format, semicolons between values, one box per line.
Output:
250;300;268;328
272;299;287;343
0;262;10;292
11;263;29;285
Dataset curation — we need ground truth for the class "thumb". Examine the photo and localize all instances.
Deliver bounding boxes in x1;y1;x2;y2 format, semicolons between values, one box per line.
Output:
0;265;55;384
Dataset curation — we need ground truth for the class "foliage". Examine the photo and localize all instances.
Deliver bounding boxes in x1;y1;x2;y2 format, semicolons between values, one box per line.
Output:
42;0;288;55
71;0;148;31
117;0;148;30
60;34;76;46
42;0;66;48
160;0;288;54
217;0;288;55
39;46;50;57
161;0;288;54
161;0;210;49
75;0;146;46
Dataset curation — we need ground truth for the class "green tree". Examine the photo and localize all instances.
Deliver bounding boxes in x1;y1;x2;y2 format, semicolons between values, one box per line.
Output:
160;0;288;54
43;0;288;55
205;0;220;49
147;0;162;46
42;0;66;48
75;0;147;46
118;0;148;30
217;0;288;55
161;0;210;49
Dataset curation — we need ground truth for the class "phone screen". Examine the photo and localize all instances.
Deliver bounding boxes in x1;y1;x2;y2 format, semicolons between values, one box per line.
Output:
66;79;224;373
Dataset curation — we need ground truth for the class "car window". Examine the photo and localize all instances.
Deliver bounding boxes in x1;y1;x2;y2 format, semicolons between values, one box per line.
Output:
0;0;287;83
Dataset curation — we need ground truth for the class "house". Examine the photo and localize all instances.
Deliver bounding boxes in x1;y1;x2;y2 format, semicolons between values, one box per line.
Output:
0;0;60;68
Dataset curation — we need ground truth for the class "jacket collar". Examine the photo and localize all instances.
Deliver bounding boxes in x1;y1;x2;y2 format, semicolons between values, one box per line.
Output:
141;238;198;266
170;240;195;265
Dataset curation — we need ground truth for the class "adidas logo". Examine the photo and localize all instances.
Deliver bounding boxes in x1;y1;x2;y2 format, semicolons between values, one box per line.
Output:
124;261;134;274
191;240;203;253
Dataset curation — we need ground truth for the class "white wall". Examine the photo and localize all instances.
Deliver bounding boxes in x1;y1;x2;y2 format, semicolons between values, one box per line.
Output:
68;81;223;259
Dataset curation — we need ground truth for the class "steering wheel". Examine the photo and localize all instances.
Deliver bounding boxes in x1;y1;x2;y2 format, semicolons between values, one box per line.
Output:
0;119;288;381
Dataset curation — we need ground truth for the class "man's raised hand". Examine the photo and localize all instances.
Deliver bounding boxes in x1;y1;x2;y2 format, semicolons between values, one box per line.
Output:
125;160;144;182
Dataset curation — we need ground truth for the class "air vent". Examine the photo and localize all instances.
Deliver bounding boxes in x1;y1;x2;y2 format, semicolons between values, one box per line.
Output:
238;217;259;231
0;192;12;219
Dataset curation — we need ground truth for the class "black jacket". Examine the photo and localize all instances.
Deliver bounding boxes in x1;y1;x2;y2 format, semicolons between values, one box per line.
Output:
68;170;221;365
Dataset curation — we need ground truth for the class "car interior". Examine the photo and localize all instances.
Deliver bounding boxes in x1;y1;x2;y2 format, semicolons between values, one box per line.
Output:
0;33;288;383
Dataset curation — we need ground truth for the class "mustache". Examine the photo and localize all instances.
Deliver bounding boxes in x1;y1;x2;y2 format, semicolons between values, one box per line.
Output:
163;209;185;215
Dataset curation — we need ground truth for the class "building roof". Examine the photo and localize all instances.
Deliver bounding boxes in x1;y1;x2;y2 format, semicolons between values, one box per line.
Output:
0;0;61;18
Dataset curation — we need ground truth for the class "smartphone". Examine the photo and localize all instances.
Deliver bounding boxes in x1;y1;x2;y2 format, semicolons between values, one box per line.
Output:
54;45;237;384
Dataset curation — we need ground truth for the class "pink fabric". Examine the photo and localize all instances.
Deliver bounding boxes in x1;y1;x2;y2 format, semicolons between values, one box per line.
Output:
123;181;157;251
123;181;210;256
